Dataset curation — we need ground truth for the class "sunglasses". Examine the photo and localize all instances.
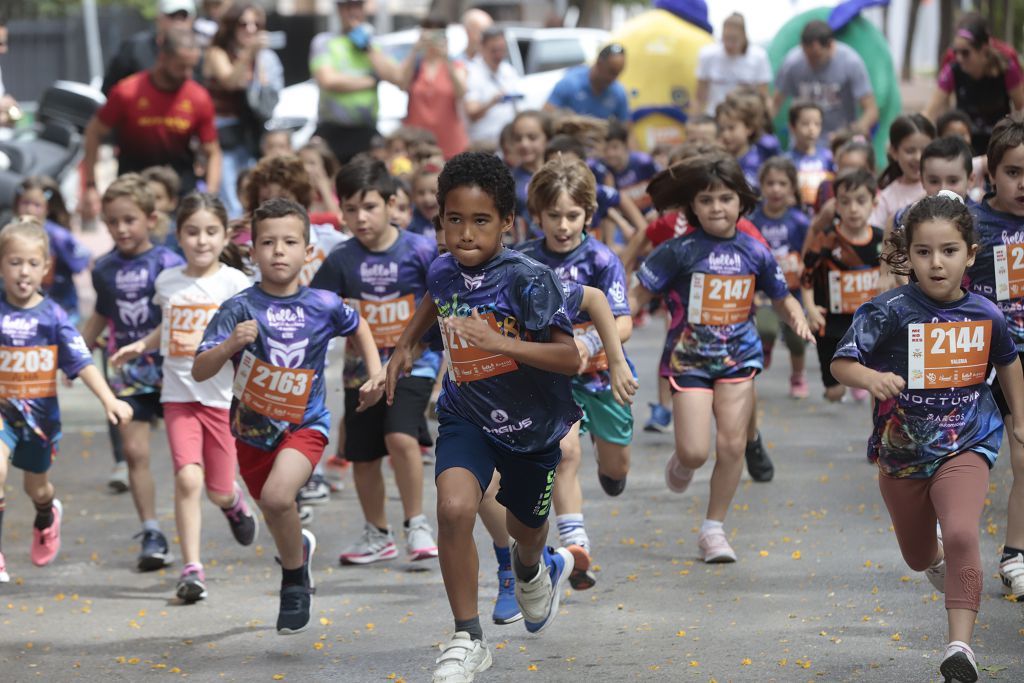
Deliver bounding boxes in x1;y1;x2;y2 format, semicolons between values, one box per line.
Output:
238;19;265;30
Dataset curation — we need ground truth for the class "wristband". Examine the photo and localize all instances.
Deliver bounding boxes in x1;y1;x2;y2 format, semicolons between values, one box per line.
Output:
580;328;603;358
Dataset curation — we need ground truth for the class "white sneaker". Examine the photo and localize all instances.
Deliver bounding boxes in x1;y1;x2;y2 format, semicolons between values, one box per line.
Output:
925;540;946;593
107;462;129;493
339;523;398;565
432;631;492;683
405;515;439;561
0;550;9;583
512;543;573;634
939;641;978;683
999;551;1024;601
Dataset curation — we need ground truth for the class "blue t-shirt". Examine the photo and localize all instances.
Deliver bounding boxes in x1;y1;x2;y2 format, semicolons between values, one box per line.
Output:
787;146;835;209
610;152;659;212
0;295;93;445
407;209;433;237
965;197;1024;350
748;203;810;294
42;220;91;319
546;65;630;122
738;143;772;193
431;248;581;454
833;284;1016;478
310;229;441;387
513;165;534;237
636;228;789;380
198;285;361;450
92;245;185;396
516;235;633;393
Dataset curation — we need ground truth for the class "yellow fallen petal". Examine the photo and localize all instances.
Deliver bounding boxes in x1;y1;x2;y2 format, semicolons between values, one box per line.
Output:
313;642;324;651
891;633;901;641
320;617;332;626
527;664;538;671
791;551;801;560
689;660;699;667
741;658;752;665
759;550;769;557
676;630;686;637
273;676;284;681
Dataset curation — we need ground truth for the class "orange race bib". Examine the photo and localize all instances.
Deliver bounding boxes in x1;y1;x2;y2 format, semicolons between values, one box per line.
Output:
231;351;314;424
798;169;832;207
907;321;991;390
163;303;219;358
0;345;58;399
993;243;1024;300
687;273;755;326
350;294;415;349
299;246;329;286
828;268;880;314
776;250;802;291
441;312;518;383
573;322;608;373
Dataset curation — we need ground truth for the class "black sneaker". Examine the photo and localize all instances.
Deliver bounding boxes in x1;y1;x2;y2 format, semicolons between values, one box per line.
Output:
277;529;316;635
744;432;774;483
598;473;626;497
296;474;330;506
222;496;259;546
136;529;173;571
175;564;208;604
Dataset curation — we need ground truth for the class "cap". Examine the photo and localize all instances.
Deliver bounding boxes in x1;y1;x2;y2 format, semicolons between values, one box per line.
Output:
159;0;196;16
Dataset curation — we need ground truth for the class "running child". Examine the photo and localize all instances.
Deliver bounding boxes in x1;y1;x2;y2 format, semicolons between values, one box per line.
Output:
193;198;382;634
82;174;186;570
384;152;581;680
389;177;414;230
601;120;659;217
871;114;936;233
309;158;441;565
785;101;834;210
935;110;987;203
408;164;441;236
110;193;257;603
802;168;884;402
715;90;776;192
517;155;639;590
919;136;975;202
831;192;1024;683
631;153;813;562
0;219;133;584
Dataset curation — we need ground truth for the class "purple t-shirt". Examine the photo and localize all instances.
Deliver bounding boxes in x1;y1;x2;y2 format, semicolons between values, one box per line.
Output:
748;203;810;293
42;220;90;319
965;197;1024;350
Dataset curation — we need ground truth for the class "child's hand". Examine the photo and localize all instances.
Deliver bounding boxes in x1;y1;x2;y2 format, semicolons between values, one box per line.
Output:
806;305;827;336
444;309;507;355
864;371;905;402
357;367;386;412
109;340;146;369
574;337;591;375
228;320;259;353
104;398;134;426
385;346;412;406
608;358;639;406
790;312;817;345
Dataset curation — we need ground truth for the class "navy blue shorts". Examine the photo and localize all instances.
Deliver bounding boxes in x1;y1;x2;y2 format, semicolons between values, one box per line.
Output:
1;420;56;474
122;393;163;423
435;410;560;529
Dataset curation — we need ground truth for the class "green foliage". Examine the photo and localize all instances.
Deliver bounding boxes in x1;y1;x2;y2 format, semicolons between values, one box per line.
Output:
5;0;154;20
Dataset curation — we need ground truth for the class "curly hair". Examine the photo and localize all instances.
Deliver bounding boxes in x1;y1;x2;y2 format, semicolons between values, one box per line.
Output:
647;153;758;226
437;152;516;218
883;193;975;277
246;154;313;212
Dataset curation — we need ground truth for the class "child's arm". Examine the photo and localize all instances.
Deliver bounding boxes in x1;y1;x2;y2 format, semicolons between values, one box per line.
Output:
617;193;648;239
385;296;439;404
830;357;905;400
620;227;651;274
801;286;826;335
995;357;1024;445
76;364;134;425
192;320;257;382
444;308;580;375
581;285;639;405
109;328;161;368
803;200;834;256
771;294;815;344
80;312;108;351
351;318;384;411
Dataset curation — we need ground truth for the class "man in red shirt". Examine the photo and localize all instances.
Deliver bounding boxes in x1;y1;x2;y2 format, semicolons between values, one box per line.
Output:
83;28;221;197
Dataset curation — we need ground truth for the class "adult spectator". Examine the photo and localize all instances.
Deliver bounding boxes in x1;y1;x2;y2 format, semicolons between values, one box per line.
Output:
460;7;493;62
924;12;1024;156
102;0;196;95
203;1;284;217
694;13;771;117
465;27;521;145
83;29;221;198
544;43;630;124
401;16;468;159
310;0;401;163
773;20;878;139
194;0;228;45
0;15;20;128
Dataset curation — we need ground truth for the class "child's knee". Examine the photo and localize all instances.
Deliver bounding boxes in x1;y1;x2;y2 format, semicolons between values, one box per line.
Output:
436;495;478;532
206;489;234;508
941;524;979;558
23;477;51;501
258;486;295;517
598;447;630;480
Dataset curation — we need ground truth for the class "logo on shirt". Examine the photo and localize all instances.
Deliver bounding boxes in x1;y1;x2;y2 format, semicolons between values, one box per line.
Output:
266;305;306;338
68;334;90;358
463;273;484;291
1002;229;1024;244
490;409;508;423
707;252;742;273
0;314;39;342
554;265;579;282
608;281;626;305
483;415;533;436
267;338;308;369
117;298;150;327
360;262;400;290
115;267;151;294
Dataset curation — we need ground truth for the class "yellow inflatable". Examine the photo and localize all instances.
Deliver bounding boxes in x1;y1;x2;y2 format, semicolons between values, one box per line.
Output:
613;6;713;152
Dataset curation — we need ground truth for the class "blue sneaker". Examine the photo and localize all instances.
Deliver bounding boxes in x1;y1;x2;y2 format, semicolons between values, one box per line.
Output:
492;568;523;624
643;403;672;433
513;544;574;634
135;529;173;572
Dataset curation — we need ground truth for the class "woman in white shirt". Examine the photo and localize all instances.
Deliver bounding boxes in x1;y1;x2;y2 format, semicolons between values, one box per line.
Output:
695;13;772;118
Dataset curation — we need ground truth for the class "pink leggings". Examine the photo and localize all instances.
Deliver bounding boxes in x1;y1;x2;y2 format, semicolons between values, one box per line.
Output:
877;452;989;612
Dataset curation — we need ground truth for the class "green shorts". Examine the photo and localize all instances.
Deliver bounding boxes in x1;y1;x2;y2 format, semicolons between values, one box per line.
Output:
754;305;806;357
572;386;634;446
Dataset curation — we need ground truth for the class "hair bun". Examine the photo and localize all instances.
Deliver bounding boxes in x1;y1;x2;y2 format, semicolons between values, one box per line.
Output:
936;189;965;204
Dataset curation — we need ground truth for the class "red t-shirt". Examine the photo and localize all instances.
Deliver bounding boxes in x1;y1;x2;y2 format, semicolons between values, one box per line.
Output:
98;71;217;176
646;212;766;248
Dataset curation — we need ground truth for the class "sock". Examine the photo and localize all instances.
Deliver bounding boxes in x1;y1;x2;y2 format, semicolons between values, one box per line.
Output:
142;519;161;534
1002;545;1024;562
455;615;484;641
33;498;54;530
493;543;511;571
281;565;305;587
512;546;540;582
221;488;241;511
700;519;724;535
0;496;5;549
404;514;425;529
375;525;390;536
555;513;588;550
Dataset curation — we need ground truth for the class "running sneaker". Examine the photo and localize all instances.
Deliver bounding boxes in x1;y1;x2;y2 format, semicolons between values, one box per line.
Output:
432;631;492;683
339;523;398;565
176;563;208;603
664;456;695;494
939;641;978;683
513;543;574;634
999;551;1024;601
744;432;774;482
136;528;173;571
405;515;439;561
277;529;316;635
421;445;436;465
298;505;314;526
925;541;946;593
789;373;809;399
598;473;626;497
30;498;62;566
698;527;737;563
643;403;672;433
567;544;596;591
296;474;330;506
0;550;9;583
222;488;258;546
492;568;522;624
323;455;349;492
107;461;129;494
850;387;870;403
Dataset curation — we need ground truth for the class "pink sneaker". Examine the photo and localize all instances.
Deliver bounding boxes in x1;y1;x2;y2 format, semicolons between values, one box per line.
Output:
31;499;62;567
0;550;9;582
698;527;737;563
664;456;695;494
850;388;870;403
789;373;809;399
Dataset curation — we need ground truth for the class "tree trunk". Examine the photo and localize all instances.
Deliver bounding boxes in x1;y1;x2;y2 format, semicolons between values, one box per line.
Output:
901;0;923;81
938;0;955;67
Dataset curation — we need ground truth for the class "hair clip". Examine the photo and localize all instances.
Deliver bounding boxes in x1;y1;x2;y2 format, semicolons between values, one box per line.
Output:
937;189;965;204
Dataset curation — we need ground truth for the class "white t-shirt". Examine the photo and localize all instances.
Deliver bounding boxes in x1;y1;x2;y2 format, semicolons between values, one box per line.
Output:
154;264;251;407
696;43;773;115
465;57;522;144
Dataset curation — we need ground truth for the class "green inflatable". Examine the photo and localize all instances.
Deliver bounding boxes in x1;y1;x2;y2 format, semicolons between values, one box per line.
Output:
768;7;900;164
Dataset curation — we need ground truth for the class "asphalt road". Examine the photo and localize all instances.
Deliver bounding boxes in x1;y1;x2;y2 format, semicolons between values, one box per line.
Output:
1;318;1023;683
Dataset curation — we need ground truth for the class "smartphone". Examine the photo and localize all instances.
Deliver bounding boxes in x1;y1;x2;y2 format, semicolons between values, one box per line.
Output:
266;31;287;50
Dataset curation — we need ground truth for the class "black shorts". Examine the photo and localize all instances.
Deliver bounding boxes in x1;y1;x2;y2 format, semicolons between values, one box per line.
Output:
343;376;433;462
122;393;163;423
991;351;1024;418
815;336;843;388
